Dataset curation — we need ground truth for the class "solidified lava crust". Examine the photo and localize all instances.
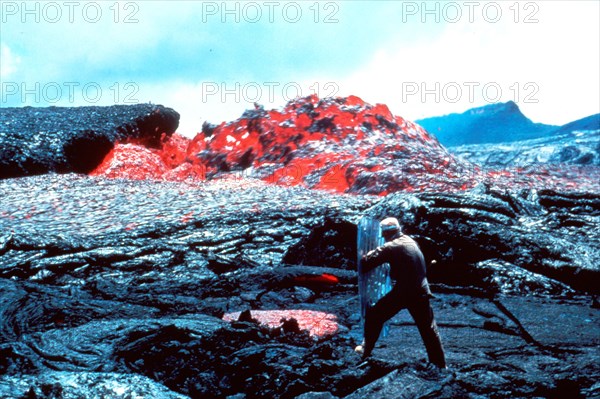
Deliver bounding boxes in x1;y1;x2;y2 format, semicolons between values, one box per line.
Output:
0;173;598;398
0;99;599;398
0;104;180;178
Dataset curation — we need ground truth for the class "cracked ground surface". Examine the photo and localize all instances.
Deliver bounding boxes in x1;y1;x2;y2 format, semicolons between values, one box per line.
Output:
0;174;598;398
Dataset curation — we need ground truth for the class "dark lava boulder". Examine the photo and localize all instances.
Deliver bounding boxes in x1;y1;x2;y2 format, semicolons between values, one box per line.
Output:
0;104;179;178
282;218;358;270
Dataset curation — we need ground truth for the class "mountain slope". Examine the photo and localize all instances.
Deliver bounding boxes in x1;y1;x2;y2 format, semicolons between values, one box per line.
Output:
553;113;600;135
416;101;557;146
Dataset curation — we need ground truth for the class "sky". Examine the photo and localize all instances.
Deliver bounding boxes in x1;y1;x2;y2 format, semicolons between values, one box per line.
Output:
1;0;599;136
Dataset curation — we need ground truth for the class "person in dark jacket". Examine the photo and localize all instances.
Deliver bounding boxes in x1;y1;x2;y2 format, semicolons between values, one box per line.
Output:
355;217;446;368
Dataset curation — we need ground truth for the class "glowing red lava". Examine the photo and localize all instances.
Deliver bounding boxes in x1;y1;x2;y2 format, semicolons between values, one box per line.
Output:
222;309;339;338
91;95;600;194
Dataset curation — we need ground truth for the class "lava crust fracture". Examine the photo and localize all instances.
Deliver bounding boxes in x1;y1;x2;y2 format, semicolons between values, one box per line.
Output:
0;174;598;399
0;100;598;398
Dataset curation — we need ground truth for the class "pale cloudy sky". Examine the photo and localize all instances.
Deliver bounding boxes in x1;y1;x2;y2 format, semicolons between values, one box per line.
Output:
1;1;598;136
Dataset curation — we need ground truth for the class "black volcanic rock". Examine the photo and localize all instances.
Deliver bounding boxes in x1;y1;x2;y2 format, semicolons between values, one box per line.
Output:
0;104;180;178
0;372;189;399
469;259;575;296
451;131;600;167
0;99;598;399
0;174;598;398
282;218;358;270
365;185;600;294
416;101;557;146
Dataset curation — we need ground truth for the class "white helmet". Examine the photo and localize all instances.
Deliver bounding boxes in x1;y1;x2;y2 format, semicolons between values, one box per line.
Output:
380;217;401;233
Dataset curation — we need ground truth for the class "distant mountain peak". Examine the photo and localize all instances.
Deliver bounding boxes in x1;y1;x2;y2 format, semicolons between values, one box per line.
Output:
466;101;523;119
416;101;557;147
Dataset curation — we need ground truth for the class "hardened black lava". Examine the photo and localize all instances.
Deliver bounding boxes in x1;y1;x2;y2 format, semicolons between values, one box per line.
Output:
0;104;179;178
0;101;598;399
0;174;598;399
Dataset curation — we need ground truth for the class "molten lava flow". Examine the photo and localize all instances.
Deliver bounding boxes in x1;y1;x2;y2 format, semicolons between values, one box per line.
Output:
90;95;600;195
91;134;204;182
291;273;340;288
93;95;472;194
90;143;168;180
222;310;339;338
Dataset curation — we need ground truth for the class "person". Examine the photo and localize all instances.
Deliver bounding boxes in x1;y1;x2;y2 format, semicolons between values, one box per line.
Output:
355;217;447;369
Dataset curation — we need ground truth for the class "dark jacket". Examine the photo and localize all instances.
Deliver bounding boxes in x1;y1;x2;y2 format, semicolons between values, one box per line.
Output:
362;234;432;297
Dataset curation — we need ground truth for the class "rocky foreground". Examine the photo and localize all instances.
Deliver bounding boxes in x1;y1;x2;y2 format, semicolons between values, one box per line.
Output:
1;174;598;399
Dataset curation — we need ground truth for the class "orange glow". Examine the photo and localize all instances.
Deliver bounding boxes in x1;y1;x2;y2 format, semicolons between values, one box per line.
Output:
89;96;600;194
223;309;339;337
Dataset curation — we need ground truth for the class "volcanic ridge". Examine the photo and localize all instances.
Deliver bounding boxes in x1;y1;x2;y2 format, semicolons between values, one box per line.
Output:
89;95;599;194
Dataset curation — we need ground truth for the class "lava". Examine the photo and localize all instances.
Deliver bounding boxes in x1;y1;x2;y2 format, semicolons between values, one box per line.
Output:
90;95;600;195
222;310;339;337
292;273;340;287
90;95;470;194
